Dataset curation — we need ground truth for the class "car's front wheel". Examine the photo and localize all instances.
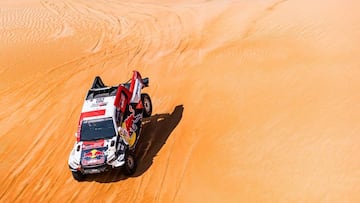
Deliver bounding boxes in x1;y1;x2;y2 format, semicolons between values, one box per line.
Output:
122;150;137;176
72;171;85;181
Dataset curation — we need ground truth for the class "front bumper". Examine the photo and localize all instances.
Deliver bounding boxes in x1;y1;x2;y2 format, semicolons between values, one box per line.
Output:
81;164;109;174
68;154;126;174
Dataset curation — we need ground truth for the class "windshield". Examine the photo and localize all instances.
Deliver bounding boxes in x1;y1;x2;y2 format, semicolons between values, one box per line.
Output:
80;117;116;141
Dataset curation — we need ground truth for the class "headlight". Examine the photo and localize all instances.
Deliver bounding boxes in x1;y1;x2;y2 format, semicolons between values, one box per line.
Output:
107;151;116;163
69;143;81;170
69;155;80;169
105;137;118;164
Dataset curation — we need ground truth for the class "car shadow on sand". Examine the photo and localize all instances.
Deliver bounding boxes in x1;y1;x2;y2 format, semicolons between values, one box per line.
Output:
84;105;184;183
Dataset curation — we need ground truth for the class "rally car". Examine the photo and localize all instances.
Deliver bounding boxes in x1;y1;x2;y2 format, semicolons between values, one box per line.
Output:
68;71;152;181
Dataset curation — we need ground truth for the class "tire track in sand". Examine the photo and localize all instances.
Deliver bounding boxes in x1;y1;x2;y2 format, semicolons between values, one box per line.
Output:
0;6;62;44
242;0;289;39
2;1;196;201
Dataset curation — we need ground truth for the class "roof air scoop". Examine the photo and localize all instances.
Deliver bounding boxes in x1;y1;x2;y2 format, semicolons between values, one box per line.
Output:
92;76;106;89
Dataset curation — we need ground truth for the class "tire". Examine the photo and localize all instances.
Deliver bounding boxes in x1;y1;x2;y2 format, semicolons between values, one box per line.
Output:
141;93;152;118
72;171;85;181
122;150;137;176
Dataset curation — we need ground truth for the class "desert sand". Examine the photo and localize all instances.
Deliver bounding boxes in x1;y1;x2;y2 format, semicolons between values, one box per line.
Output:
1;0;360;202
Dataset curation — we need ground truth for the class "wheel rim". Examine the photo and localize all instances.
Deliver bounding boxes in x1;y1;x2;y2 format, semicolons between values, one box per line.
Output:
144;98;150;113
127;156;134;169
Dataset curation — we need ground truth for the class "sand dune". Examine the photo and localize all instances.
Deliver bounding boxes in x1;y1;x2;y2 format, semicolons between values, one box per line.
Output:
1;0;360;202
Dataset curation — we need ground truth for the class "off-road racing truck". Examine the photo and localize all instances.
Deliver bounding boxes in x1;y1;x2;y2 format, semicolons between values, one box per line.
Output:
68;71;152;181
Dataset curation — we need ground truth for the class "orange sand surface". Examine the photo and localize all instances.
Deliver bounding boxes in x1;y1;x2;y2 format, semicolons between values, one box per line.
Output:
1;0;360;202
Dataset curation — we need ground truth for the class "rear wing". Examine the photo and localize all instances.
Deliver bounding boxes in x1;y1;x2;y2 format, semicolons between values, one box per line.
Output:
142;77;149;87
87;71;149;102
114;71;149;110
122;76;149;89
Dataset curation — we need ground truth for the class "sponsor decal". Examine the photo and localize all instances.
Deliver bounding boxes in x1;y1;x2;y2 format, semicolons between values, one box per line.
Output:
88;149;101;158
125;105;142;133
95;98;107;106
120;105;142;147
81;148;106;166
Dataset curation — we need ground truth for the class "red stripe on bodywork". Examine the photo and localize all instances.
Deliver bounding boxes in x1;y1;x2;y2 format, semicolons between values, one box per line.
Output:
114;86;130;112
114;71;144;110
129;71;138;94
129;71;144;92
80;109;106;119
114;86;122;109
76;110;106;141
136;100;143;109
83;139;105;148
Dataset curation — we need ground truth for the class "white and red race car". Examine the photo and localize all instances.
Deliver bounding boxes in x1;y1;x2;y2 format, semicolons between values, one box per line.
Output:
68;71;152;181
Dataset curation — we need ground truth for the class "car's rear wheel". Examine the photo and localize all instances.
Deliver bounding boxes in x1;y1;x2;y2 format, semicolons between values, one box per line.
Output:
122;150;137;176
141;93;152;118
72;171;85;181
